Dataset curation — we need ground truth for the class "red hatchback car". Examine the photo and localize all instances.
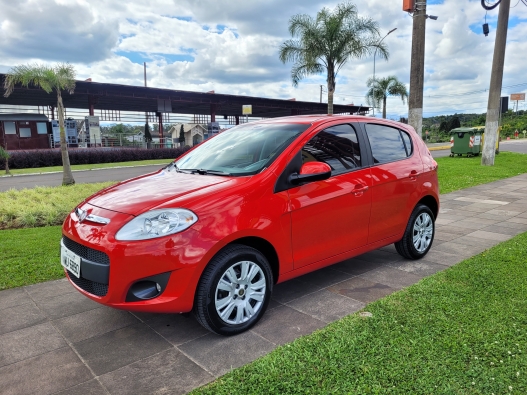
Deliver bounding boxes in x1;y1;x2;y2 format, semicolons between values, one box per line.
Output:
61;115;439;335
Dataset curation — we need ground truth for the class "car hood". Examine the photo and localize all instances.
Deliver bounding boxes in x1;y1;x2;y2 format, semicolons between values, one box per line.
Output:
86;168;236;215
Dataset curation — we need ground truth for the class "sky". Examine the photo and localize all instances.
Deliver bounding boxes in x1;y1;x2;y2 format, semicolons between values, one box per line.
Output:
1;0;527;120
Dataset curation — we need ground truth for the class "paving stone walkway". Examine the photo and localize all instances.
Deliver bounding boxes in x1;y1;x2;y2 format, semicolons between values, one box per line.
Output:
2;174;527;395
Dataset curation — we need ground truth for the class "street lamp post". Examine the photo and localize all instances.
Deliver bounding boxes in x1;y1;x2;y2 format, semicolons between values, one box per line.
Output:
373;28;397;117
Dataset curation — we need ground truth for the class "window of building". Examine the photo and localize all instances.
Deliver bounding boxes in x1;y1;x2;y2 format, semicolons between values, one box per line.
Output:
37;122;48;134
19;128;32;138
302;124;361;174
4;122;16;135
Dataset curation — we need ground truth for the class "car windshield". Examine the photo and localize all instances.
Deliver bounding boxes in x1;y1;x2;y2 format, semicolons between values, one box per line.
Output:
175;123;309;176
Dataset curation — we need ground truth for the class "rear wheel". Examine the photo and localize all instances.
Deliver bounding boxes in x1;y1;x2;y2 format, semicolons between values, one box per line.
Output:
394;204;435;260
194;244;273;336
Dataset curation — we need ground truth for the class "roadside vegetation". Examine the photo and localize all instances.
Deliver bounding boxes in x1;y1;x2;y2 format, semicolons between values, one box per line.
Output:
192;232;527;394
0;182;114;229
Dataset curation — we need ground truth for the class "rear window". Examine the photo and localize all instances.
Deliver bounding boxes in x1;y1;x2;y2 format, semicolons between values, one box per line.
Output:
365;124;413;164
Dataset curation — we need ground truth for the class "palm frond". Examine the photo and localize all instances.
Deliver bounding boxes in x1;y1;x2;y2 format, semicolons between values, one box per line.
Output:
291;63;324;87
4;63;76;97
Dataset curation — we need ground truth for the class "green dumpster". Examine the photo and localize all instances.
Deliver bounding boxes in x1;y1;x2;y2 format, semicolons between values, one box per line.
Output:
449;127;483;157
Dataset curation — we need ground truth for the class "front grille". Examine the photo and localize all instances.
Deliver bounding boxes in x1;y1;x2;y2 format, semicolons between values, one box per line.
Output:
62;236;110;265
67;272;108;297
62;236;110;297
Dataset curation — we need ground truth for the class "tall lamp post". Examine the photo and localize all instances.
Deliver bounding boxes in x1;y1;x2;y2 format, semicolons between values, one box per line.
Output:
373;28;397;117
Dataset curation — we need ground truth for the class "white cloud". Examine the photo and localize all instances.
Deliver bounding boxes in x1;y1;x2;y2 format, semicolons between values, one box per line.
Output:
1;0;526;119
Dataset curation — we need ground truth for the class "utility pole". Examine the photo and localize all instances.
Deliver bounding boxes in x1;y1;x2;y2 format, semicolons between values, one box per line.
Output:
408;1;427;138
320;85;323;103
482;0;510;166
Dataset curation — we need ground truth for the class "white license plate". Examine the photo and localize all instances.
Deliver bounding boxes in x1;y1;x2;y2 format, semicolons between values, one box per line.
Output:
61;242;81;278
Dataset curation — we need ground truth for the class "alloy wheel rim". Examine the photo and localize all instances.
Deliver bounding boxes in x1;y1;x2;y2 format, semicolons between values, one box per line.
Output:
215;260;266;325
412;212;433;253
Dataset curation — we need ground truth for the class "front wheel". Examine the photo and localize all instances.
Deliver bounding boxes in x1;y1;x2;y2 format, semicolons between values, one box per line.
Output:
395;204;435;260
194;244;273;336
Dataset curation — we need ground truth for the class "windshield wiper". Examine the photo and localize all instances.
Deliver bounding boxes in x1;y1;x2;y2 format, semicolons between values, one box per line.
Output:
178;168;231;176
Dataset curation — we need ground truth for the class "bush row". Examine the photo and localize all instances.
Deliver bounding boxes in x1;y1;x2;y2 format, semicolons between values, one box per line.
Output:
0;147;189;170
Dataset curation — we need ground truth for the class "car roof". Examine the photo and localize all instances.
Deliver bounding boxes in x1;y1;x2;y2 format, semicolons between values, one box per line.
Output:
253;114;413;131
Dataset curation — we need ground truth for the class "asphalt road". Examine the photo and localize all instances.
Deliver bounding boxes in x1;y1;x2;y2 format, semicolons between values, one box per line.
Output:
0;164;166;192
1;140;527;191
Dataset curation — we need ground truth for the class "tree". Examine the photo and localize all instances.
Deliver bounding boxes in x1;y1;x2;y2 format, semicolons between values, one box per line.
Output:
447;116;460;131
279;2;388;115
179;124;185;146
110;123;126;135
4;63;76;185
144;122;152;142
365;75;408;119
0;146;10;175
439;120;448;132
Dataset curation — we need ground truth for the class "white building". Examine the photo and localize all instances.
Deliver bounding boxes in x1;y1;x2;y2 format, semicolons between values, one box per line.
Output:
168;123;207;147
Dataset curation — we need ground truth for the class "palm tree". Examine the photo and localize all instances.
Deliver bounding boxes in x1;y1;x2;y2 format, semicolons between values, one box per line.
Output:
4;63;76;185
279;2;388;115
366;75;408;119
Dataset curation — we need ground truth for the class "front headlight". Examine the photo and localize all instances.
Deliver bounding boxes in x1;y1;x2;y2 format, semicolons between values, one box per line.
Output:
115;209;198;241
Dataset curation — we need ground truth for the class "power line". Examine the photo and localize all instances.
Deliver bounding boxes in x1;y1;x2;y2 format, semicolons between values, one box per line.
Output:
423;82;527;98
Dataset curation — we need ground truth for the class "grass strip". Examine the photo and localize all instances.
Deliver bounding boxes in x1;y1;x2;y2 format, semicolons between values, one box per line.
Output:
0;226;63;290
192;232;527;394
3;158;170;176
0;182;114;229
436;151;527;194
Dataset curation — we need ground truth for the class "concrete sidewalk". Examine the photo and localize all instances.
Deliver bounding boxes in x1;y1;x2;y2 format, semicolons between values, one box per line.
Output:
2;174;527;395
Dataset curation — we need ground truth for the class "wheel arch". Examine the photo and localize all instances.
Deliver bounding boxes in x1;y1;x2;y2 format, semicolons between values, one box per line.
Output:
225;236;279;285
417;195;439;220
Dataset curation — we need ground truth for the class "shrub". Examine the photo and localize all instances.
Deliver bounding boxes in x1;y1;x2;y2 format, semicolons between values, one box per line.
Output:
0;147;189;170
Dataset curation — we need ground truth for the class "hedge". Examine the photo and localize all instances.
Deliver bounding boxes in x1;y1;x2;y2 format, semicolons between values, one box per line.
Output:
0;147;189;170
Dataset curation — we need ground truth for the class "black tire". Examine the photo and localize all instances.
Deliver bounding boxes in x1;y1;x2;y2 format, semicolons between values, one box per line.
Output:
394;204;435;260
193;244;273;336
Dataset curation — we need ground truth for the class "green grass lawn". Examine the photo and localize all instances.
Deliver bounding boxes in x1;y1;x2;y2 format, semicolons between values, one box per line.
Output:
0;182;115;229
0;226;63;290
436;151;527;194
192;232;527;394
3;158;170;176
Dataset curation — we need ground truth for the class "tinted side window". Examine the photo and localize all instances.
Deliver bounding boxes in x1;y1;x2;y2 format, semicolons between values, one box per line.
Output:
401;131;413;156
365;124;408;164
301;124;361;174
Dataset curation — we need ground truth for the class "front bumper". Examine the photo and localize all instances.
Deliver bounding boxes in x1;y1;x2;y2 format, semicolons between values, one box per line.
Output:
62;203;210;313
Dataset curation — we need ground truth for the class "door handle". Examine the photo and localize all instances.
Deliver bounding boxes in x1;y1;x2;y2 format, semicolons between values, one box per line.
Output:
409;170;419;180
352;185;369;196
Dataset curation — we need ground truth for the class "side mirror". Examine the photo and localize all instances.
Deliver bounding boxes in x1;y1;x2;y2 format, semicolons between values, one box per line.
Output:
288;161;331;185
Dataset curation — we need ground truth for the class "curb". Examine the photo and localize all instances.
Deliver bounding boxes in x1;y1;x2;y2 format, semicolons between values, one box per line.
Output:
428;145;450;151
